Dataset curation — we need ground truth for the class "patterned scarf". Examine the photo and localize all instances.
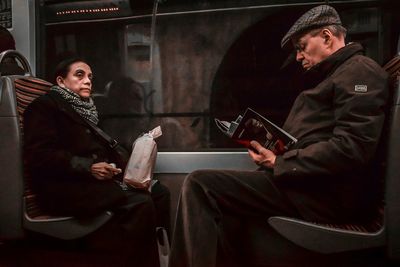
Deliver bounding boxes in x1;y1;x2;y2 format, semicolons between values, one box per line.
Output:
51;85;99;125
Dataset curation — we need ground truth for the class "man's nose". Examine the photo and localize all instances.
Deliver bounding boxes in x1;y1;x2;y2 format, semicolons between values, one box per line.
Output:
295;51;304;62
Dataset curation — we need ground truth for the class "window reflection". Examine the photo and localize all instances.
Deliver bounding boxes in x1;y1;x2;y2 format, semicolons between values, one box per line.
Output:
44;5;383;151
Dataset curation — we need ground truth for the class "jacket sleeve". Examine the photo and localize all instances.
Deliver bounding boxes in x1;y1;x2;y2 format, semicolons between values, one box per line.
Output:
23;97;94;178
274;58;389;178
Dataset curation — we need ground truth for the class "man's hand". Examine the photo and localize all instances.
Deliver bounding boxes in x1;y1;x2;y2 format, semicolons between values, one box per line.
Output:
248;141;276;168
91;162;122;180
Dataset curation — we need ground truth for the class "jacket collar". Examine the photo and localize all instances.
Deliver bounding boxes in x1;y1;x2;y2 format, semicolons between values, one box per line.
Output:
303;42;364;88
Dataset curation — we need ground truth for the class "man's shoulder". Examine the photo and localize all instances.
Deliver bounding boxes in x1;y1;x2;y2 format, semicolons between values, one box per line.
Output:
349;54;385;72
338;54;387;79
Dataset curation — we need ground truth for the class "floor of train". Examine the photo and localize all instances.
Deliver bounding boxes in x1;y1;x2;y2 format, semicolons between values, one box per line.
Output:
0;238;397;267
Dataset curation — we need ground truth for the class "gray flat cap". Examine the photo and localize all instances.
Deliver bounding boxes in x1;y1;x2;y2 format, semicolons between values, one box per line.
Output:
281;5;342;49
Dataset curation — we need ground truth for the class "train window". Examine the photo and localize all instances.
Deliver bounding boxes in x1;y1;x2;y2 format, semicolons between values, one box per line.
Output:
41;2;387;151
0;0;12;28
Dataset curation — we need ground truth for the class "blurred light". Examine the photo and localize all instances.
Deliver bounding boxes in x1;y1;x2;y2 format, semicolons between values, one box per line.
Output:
56;7;120;16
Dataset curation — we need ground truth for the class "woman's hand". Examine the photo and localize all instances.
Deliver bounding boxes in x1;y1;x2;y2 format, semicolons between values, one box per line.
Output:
91;162;122;180
248;141;276;169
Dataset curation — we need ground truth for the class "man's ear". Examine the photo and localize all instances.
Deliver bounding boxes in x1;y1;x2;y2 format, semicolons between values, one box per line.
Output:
321;29;333;46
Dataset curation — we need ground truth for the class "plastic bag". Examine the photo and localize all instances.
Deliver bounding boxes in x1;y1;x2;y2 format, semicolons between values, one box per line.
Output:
157;227;170;267
123;126;162;190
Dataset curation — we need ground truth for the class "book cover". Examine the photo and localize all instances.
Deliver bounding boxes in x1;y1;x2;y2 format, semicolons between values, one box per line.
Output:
214;108;297;155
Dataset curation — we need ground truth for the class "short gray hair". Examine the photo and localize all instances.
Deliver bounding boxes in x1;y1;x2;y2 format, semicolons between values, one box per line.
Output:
308;24;347;39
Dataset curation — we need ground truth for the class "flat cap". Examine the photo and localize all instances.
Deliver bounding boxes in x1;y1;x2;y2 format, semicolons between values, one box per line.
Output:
281;5;342;49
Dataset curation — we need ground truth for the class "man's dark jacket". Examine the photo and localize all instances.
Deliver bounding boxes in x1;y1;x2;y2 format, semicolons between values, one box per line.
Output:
274;43;388;222
24;90;128;217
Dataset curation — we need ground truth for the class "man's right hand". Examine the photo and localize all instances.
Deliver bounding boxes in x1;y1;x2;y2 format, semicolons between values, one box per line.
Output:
91;162;122;180
248;141;276;169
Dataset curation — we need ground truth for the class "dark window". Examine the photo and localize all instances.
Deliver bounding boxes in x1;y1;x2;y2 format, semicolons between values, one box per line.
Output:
43;3;385;151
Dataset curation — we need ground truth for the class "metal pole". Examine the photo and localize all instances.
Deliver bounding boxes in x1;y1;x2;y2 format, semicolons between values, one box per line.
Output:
146;0;161;114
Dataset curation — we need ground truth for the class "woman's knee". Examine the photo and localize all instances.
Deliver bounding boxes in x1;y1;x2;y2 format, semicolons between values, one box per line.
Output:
122;191;156;216
152;182;171;201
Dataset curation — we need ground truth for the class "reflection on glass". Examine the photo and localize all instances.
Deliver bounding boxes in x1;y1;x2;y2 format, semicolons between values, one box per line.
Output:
44;5;381;151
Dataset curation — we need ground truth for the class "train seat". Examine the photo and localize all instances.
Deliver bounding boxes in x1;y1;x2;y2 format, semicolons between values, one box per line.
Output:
268;55;400;260
0;50;113;241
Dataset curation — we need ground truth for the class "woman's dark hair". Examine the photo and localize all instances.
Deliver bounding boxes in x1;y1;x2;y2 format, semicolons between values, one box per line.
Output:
53;57;89;82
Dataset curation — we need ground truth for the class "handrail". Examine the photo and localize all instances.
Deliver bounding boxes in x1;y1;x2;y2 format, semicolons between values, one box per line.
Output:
0;50;32;76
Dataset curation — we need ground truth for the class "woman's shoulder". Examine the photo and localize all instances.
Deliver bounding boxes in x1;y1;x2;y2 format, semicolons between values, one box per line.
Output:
25;90;60;114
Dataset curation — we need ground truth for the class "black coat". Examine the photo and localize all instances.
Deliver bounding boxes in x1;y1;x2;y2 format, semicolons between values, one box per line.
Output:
24;90;129;217
274;43;389;222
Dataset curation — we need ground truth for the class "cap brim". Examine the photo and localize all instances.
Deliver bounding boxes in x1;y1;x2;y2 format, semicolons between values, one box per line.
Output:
280;50;296;70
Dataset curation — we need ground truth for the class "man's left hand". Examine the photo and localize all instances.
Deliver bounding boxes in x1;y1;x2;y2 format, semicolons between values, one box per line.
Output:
248;141;276;168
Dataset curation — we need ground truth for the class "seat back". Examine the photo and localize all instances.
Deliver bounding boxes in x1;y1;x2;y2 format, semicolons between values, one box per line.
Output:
0;75;25;240
15;77;53;219
0;50;51;241
0;50;34;240
382;55;400;260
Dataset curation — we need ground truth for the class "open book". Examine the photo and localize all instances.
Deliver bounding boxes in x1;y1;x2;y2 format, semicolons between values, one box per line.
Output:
214;108;297;155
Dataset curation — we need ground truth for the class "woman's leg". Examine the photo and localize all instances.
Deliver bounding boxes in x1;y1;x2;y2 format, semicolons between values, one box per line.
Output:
151;182;171;237
86;189;160;267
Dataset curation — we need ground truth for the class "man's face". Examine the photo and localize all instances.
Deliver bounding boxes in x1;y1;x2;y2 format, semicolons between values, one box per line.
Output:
293;30;330;70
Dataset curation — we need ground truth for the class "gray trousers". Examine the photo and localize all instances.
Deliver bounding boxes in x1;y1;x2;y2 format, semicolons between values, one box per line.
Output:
169;169;302;267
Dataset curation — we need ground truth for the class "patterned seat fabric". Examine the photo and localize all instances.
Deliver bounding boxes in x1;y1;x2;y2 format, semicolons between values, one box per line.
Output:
14;77;53;219
314;206;384;233
15;77;52;127
383;55;400;84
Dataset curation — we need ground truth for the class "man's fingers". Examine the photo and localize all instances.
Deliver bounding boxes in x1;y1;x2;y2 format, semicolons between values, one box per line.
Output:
248;148;263;164
250;140;263;153
248;148;260;158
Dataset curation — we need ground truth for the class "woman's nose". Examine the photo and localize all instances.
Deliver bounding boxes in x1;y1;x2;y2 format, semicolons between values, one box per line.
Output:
84;76;91;84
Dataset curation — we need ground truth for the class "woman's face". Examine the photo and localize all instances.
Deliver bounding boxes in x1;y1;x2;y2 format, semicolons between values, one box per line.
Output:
57;61;93;99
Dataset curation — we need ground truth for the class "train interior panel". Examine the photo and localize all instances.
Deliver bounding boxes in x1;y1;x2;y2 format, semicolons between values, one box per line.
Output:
1;0;400;266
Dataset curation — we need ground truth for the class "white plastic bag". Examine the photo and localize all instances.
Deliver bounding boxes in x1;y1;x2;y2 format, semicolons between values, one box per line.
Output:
123;126;162;190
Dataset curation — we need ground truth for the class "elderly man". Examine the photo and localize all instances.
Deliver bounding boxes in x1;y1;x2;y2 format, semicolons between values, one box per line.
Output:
169;5;388;267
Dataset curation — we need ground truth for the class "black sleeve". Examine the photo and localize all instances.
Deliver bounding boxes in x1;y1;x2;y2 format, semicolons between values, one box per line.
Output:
23;97;94;178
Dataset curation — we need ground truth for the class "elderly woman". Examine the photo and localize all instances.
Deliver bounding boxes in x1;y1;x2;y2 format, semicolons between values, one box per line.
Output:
23;58;169;267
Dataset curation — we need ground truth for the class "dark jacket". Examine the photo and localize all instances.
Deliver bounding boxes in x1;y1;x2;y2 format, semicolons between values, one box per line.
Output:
24;90;128;217
274;43;388;222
